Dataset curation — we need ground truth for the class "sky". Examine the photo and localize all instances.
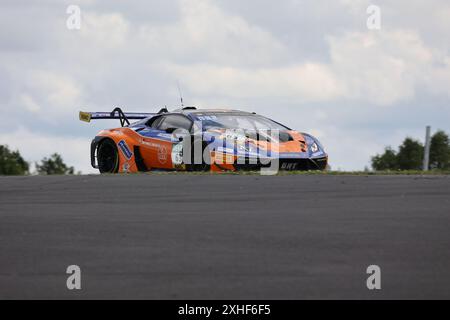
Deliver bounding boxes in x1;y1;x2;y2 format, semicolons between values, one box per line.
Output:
0;0;449;173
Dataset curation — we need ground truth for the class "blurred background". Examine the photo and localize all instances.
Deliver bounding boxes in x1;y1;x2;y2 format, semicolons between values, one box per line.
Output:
0;0;449;173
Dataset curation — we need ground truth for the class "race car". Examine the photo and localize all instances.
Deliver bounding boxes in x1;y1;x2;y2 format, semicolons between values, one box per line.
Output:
79;107;328;173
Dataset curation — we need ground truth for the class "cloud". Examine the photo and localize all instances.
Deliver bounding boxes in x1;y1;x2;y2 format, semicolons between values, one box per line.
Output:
327;29;435;106
425;56;450;97
79;12;130;49
137;0;288;66
165;26;446;107
19;93;41;113
29;71;82;110
166;62;343;102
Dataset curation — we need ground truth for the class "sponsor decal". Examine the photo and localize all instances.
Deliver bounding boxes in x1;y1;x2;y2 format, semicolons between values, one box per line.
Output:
79;112;91;122
122;162;130;172
281;162;298;170
174;163;186;170
118;140;133;159
157;133;172;139
158;145;168;164
196;115;217;121
140;138;159;148
131;113;153;118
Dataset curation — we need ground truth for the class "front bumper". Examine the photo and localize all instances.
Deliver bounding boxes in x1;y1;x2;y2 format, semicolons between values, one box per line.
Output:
232;156;328;171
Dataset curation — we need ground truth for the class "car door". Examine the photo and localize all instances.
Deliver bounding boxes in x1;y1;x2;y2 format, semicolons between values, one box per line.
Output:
138;114;193;170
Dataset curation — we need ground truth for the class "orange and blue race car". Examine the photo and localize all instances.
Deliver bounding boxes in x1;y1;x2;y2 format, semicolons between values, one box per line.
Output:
79;107;328;173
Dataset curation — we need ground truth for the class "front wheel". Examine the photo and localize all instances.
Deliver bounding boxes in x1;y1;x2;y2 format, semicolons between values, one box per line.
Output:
97;139;119;173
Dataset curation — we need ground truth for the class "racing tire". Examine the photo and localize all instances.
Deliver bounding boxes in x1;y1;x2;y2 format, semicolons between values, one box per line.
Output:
97;139;119;174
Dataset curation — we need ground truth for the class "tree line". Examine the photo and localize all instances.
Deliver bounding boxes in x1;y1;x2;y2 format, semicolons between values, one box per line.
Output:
371;130;450;171
0;145;75;175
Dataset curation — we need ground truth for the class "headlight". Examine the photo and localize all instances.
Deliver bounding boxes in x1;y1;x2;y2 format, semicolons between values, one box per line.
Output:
310;142;319;153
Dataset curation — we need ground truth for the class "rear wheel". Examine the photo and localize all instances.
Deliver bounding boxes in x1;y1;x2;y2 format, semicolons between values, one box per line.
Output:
97;139;119;173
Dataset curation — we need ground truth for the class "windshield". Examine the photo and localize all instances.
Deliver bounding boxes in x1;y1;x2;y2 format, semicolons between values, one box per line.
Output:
192;113;289;131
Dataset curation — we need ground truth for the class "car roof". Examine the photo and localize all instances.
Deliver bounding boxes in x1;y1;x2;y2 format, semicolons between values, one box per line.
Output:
137;107;291;131
170;107;255;116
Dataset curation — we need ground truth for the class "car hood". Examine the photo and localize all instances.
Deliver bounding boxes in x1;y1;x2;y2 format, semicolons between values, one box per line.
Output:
203;128;314;156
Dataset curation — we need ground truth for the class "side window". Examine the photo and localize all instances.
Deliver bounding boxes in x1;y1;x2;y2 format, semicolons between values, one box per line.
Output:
147;116;164;129
158;115;192;131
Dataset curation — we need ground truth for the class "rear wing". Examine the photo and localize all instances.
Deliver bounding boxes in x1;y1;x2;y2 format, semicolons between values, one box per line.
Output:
79;107;156;127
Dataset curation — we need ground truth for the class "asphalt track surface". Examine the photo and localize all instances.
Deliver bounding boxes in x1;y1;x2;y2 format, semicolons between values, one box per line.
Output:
0;174;449;299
